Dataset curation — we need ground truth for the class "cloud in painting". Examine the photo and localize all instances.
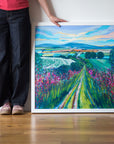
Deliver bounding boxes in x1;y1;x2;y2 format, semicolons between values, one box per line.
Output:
35;25;114;46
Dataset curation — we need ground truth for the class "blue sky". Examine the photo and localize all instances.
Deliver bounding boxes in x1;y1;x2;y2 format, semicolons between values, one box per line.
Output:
35;25;114;46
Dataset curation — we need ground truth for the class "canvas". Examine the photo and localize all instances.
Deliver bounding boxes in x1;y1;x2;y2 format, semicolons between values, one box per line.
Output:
31;22;114;113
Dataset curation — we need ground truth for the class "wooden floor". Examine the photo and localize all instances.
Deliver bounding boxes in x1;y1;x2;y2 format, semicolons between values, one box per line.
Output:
0;113;114;144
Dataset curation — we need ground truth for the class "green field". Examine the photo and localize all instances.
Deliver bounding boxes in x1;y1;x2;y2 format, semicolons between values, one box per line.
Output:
89;59;111;72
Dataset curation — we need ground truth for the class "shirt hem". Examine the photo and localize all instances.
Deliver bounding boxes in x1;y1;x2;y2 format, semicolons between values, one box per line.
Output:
0;5;29;11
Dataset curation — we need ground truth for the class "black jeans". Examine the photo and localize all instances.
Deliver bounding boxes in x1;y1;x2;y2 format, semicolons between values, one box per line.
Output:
0;8;31;107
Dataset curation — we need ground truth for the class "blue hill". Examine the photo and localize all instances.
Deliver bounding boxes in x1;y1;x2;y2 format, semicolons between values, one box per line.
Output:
36;42;114;49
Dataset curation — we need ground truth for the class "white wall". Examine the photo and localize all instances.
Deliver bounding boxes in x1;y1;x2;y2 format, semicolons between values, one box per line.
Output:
25;0;114;111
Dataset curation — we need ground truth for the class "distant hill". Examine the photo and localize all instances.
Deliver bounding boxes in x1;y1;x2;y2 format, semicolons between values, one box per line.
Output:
36;42;114;50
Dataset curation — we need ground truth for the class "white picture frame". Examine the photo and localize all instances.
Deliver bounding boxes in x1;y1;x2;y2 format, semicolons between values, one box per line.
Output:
31;21;114;113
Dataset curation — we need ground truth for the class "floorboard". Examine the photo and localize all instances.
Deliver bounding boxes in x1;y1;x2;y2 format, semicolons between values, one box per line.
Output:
0;113;114;144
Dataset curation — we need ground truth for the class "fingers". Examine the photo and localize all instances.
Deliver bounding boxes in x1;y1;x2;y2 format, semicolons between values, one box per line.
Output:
54;18;68;27
49;15;68;27
53;21;61;27
57;19;68;22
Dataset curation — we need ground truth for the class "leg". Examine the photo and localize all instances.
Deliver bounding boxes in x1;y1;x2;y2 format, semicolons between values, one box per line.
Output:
8;8;31;107
0;10;11;107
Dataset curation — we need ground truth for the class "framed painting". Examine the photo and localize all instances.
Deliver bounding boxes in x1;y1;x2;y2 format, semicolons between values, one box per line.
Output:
31;22;114;113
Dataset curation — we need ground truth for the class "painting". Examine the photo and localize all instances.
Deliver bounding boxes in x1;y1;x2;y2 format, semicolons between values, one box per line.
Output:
31;22;114;113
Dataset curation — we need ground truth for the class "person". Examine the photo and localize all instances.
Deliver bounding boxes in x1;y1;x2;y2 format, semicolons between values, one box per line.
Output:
0;0;66;115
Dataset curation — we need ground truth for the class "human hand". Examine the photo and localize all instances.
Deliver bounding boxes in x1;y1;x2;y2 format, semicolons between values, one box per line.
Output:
49;15;67;27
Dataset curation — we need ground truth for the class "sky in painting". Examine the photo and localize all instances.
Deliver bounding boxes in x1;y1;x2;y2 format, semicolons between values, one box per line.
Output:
35;25;114;46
